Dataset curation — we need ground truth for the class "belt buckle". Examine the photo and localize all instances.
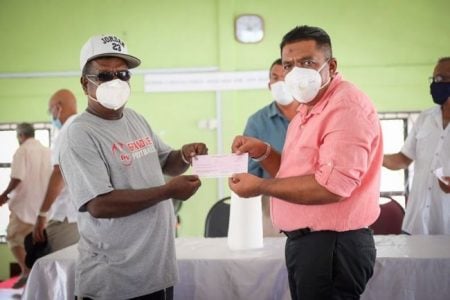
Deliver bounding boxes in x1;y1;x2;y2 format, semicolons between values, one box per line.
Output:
283;228;311;239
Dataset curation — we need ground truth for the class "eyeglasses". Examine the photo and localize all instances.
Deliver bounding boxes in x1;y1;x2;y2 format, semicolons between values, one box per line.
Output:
429;75;450;83
86;70;131;82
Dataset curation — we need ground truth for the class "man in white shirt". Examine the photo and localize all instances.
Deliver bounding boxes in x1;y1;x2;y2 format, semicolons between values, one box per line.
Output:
383;57;450;234
0;123;52;288
32;89;80;251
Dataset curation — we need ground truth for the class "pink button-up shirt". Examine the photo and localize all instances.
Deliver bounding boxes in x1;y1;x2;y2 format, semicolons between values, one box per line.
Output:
271;73;382;232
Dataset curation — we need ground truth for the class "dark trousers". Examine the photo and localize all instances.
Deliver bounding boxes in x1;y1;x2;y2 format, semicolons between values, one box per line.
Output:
75;286;173;300
284;228;376;300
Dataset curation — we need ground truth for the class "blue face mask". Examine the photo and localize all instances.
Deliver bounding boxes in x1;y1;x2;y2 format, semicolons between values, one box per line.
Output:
52;117;62;129
50;105;62;129
430;81;450;105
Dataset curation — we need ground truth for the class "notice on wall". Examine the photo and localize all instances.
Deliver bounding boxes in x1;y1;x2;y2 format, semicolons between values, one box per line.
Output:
144;70;268;92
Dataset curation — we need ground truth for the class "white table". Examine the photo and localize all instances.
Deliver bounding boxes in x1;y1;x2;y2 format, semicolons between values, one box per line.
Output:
23;235;450;300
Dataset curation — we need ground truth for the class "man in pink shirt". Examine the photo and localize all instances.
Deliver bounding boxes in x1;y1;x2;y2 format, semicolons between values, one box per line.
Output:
230;25;382;299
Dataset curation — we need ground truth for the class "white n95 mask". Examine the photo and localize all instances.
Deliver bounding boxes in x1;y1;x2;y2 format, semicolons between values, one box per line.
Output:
88;79;131;110
284;62;329;103
270;81;294;105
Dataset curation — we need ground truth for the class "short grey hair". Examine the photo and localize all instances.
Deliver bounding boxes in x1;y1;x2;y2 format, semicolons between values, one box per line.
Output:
16;123;35;138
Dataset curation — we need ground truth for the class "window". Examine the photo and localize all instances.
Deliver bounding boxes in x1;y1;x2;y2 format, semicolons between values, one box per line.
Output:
379;112;420;208
0;123;52;240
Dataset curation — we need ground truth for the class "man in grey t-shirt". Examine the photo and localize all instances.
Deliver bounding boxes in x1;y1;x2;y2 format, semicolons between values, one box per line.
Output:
59;34;207;300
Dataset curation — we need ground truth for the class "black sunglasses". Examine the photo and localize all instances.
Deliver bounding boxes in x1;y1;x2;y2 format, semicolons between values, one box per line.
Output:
86;70;131;82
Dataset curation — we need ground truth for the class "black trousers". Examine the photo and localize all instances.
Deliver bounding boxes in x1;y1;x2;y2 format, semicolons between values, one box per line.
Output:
75;286;173;300
284;228;376;300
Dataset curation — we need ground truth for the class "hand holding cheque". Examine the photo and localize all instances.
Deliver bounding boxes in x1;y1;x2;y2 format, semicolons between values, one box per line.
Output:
180;143;209;165
227;135;281;198
189;136;280;199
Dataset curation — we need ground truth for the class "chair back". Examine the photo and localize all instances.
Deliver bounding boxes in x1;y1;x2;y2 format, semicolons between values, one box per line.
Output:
369;196;405;235
204;197;230;237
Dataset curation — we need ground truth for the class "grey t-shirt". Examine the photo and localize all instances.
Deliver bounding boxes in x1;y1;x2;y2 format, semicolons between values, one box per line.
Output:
59;108;177;299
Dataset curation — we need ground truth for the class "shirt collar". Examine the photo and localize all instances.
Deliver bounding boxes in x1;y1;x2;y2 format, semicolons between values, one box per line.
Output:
63;114;78;128
20;137;37;147
268;101;286;119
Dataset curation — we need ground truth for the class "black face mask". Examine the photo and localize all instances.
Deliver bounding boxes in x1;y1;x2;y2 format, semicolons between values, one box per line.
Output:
430;81;450;105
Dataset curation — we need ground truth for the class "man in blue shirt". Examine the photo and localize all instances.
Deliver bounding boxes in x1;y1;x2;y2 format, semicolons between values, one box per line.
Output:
243;58;299;178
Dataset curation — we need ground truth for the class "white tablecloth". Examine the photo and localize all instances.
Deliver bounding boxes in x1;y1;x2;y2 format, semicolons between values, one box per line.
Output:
22;235;450;300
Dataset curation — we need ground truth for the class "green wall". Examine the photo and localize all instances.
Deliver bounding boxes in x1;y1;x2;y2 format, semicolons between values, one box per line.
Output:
0;0;449;278
0;245;14;280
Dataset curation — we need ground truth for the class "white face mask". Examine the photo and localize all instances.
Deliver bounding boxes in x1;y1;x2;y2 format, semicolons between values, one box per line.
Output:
270;81;294;105
88;79;131;110
284;62;330;103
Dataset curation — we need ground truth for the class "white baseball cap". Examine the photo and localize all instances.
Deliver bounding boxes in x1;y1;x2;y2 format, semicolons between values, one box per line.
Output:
80;34;141;71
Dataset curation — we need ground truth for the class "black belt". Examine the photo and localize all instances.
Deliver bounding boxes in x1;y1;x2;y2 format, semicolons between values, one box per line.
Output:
281;228;312;239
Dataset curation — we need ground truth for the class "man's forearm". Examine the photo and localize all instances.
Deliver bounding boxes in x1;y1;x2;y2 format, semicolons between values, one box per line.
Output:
39;166;65;213
1;178;21;196
85;186;170;218
162;150;189;176
259;149;282;177
383;153;412;170
260;174;342;205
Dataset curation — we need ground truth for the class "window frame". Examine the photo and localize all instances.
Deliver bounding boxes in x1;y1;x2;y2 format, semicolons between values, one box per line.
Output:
0;122;53;242
378;111;420;206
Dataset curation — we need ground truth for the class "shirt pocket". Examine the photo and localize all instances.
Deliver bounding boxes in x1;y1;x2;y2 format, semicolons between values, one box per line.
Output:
415;122;434;162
